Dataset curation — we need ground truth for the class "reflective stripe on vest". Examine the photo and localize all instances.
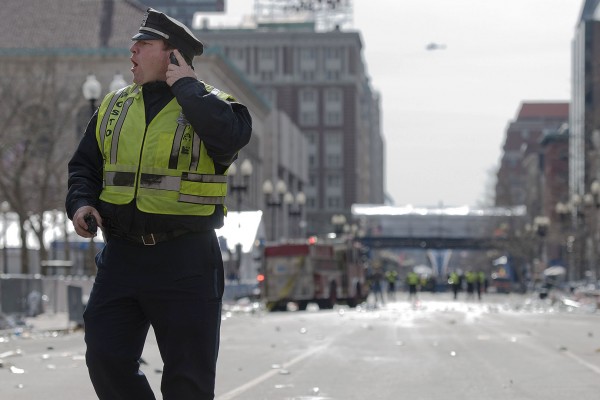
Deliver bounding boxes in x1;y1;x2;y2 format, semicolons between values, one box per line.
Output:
95;84;230;216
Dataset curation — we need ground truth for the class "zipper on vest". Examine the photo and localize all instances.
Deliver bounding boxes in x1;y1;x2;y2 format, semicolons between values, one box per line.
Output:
134;124;150;200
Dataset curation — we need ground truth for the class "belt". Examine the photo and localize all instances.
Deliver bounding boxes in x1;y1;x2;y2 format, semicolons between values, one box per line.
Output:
108;229;191;245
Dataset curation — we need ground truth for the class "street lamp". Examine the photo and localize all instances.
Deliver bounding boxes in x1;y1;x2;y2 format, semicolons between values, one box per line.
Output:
82;74;102;116
533;216;550;253
1;201;10;274
532;216;550;285
555;201;570;262
331;214;347;236
228;159;252;281
109;73;128;92
569;193;584;281
284;191;306;238
229;159;253;212
262;179;287;241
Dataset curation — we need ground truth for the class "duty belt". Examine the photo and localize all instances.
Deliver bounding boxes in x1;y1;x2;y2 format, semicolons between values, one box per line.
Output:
108;229;191;245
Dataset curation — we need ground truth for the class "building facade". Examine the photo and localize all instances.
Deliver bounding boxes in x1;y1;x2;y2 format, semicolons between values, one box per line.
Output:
495;102;569;209
196;20;385;235
569;0;600;280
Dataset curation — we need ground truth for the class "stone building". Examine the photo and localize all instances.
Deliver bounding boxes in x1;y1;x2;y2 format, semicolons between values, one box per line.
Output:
495;102;569;209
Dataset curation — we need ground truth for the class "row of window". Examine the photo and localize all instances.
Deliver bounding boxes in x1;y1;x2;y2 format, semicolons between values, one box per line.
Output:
260;87;344;127
308;173;343;187
300;88;343;126
228;47;348;82
305;196;343;209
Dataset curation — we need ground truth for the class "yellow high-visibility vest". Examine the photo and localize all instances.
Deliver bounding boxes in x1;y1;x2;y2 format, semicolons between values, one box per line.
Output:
407;272;419;285
95;84;230;216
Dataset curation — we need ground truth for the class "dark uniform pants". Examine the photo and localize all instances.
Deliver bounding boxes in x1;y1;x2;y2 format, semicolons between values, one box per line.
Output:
83;231;224;400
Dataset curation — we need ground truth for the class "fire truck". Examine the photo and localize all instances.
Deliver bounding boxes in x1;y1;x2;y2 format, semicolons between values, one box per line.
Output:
260;241;367;311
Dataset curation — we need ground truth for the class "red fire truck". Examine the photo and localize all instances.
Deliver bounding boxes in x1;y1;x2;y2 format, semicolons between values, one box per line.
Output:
260;241;367;311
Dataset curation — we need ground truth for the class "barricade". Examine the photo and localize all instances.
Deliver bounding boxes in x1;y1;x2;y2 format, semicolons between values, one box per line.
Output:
0;274;94;317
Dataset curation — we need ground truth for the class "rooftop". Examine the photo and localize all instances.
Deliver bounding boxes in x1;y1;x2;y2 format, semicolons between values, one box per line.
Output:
517;102;569;120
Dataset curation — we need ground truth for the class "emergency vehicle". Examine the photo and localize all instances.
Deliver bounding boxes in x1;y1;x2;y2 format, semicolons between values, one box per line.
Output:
260;241;367;311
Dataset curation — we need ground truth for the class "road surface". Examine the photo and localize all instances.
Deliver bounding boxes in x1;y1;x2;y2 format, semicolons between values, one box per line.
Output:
1;292;599;399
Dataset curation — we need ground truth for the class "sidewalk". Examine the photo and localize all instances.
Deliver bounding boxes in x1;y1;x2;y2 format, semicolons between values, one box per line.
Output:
0;312;74;336
24;312;72;332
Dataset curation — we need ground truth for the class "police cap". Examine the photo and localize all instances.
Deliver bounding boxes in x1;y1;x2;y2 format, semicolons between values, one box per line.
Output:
132;8;204;63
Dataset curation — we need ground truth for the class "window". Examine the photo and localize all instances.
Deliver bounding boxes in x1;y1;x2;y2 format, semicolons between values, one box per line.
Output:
258;47;276;81
327;196;342;208
306;131;317;168
324;47;342;81
327;173;342;187
325;111;342;126
299;48;317;81
324;88;343;126
325;131;343;167
324;131;342;146
326;154;342;168
228;48;247;73
298;88;318;126
305;131;317;145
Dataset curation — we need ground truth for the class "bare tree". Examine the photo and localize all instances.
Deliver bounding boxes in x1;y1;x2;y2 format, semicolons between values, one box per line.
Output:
0;57;80;273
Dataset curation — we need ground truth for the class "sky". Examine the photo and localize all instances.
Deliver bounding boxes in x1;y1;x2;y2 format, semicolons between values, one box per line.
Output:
198;0;584;208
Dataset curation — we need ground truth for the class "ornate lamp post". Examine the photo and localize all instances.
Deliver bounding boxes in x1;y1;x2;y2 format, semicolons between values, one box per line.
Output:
82;74;102;116
229;159;253;212
284;191;306;238
109;73;128;92
569;193;584;281
331;214;347;237
262;179;287;241
533;215;550;267
554;201;570;263
228;159;252;281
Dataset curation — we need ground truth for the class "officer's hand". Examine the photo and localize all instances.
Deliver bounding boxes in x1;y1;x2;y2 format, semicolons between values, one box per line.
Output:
166;50;197;86
73;206;103;238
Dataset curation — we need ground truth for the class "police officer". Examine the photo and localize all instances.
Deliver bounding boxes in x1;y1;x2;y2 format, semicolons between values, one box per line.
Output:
384;269;398;301
448;270;460;300
66;8;252;400
465;270;476;299
407;270;419;300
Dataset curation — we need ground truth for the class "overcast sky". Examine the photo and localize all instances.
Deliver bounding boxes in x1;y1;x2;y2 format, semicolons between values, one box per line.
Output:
199;0;583;208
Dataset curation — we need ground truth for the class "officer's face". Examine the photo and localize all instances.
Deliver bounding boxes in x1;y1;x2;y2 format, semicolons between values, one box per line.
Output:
130;40;170;85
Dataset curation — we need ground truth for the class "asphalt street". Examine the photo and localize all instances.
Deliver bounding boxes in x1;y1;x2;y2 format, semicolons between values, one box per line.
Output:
1;292;599;400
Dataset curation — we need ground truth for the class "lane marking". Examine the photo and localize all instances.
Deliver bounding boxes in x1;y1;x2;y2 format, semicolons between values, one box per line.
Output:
563;350;600;375
216;343;329;400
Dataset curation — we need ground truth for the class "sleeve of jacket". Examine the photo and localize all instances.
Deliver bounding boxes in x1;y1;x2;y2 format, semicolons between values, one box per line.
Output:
65;114;104;220
170;77;252;167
